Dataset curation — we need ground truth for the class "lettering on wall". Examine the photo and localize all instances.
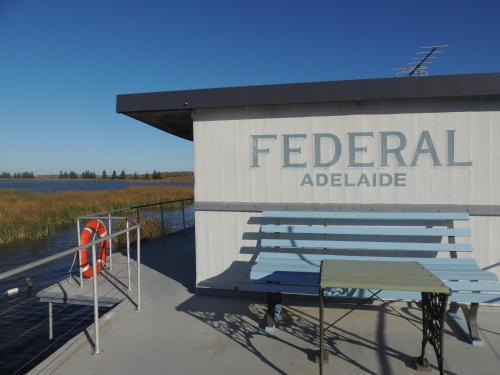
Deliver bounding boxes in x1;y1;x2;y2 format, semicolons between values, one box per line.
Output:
250;130;472;187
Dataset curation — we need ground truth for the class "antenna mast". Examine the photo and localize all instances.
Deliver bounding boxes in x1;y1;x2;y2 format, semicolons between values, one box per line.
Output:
392;45;448;77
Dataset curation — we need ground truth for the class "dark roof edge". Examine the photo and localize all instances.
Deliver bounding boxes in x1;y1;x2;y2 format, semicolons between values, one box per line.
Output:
116;72;500;114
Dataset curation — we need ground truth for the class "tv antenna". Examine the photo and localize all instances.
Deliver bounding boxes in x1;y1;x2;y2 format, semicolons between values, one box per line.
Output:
392;45;448;77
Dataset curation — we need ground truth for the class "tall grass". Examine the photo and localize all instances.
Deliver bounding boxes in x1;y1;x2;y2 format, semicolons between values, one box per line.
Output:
0;186;193;245
114;216;168;246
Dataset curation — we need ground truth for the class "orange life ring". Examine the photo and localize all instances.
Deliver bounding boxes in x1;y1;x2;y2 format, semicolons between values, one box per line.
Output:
79;219;109;279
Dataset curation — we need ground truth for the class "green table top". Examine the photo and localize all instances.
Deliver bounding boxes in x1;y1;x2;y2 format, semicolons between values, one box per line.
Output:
320;260;451;295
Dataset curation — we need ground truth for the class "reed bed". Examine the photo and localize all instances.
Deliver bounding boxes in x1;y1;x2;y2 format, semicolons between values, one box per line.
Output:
0;186;193;245
114;216;169;246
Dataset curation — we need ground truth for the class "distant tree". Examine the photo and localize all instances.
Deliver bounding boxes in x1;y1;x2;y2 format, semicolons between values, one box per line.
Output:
81;170;96;179
58;170;63;179
152;170;162;179
0;172;11;178
111;170;117;179
120;170;126;179
63;171;69;179
133;172;138;179
102;170;107;179
144;172;149;179
69;171;78;179
22;171;34;178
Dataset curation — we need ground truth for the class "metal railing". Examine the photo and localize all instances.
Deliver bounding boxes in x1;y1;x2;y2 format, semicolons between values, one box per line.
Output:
86;198;193;230
131;198;192;232
0;197;194;366
0;215;141;355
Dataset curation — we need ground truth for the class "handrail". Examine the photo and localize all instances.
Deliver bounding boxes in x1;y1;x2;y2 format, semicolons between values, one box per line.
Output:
0;214;141;356
0;222;139;282
84;197;193;218
130;198;192;210
0;198;194;360
78;216;130;220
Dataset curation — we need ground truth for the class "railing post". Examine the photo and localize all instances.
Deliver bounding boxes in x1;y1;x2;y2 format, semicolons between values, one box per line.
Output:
77;218;83;287
182;200;186;230
136;208;140;226
92;244;100;354
48;302;53;340
126;219;131;291
136;226;141;311
108;213;113;271
160;203;166;239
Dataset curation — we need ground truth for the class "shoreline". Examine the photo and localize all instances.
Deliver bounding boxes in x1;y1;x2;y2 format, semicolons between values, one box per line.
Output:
0;177;194;183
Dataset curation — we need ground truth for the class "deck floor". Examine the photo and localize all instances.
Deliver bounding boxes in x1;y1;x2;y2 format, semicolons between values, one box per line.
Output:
30;229;500;375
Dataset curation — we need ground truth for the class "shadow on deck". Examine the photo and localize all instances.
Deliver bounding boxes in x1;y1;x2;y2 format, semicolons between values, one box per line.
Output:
31;228;500;375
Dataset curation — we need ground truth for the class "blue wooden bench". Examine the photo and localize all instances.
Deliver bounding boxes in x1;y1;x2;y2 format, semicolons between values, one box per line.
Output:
250;210;500;345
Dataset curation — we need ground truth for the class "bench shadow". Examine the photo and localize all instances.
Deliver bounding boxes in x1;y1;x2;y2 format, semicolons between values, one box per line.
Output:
175;294;458;374
129;225;467;374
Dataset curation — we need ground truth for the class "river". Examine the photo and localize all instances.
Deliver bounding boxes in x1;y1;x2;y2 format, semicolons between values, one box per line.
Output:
0;178;192;192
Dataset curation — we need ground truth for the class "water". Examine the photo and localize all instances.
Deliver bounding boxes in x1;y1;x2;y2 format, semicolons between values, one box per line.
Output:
0;204;194;374
0;179;192;192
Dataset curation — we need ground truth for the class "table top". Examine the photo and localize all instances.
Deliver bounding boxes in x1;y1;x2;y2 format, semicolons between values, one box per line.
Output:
320;260;451;295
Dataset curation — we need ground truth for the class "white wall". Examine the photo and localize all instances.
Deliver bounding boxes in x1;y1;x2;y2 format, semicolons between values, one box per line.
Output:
193;99;500;290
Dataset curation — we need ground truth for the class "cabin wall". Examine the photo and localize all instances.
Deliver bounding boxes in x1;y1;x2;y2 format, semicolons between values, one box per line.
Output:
192;99;500;290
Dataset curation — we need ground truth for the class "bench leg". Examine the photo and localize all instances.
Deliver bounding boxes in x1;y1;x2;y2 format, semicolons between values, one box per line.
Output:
448;302;483;346
264;292;282;334
416;292;448;375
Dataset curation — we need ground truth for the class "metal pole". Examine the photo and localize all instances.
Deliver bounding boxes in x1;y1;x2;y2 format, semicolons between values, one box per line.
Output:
91;244;100;354
160;203;166;239
77;218;83;287
108;213;113;271
319;287;324;375
136;226;141;311
49;302;53;340
126;219;131;291
182;200;186;230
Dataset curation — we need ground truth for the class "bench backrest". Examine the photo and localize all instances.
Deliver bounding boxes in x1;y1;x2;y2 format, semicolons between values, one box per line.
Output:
260;211;471;257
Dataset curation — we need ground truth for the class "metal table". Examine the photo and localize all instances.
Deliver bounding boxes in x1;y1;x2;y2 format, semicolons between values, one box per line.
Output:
319;260;451;375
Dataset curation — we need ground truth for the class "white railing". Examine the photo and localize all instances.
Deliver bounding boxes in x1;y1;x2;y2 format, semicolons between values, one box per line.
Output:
0;214;141;355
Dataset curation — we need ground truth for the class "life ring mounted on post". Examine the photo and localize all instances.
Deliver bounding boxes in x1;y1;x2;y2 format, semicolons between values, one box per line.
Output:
80;219;109;279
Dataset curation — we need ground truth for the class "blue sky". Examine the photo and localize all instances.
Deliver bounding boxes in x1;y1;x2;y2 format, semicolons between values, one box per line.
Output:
0;0;499;174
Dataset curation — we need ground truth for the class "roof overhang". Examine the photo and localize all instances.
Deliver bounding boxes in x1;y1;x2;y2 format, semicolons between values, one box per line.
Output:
116;72;500;141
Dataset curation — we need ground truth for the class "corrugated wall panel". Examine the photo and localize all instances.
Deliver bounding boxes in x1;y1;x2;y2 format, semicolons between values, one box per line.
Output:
193;100;500;289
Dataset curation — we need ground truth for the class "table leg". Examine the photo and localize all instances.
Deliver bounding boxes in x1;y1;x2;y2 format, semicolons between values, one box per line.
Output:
416;292;448;375
319;287;324;375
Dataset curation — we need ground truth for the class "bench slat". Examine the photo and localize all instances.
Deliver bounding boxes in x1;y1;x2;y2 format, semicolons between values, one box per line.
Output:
250;283;500;303
262;224;471;237
250;272;500;292
262;211;469;221
445;281;500;292
252;260;481;274
261;239;472;252
257;252;478;266
251;259;496;281
251;268;497;283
